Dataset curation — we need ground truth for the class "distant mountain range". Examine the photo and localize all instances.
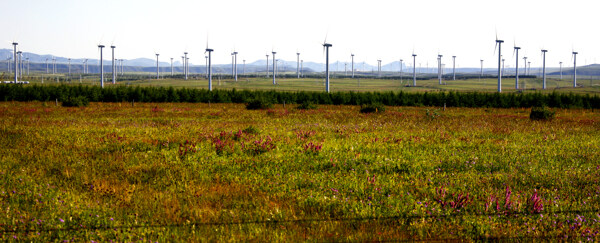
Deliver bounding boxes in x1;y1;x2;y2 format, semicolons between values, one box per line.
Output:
2;49;600;76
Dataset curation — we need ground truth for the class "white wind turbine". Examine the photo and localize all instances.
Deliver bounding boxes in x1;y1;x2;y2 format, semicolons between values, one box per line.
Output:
494;35;504;92
98;44;105;88
322;36;332;92
205;40;214;91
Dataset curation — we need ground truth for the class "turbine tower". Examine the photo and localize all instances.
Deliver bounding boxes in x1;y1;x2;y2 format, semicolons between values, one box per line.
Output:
400;59;403;82
170;58;174;76
243;60;246;75
52;57;56;74
111;45;116;84
377;59;382;77
205;47;214;91
559;61;563;80
351;54;355;78
155;53;160;80
412;53;417;86
514;46;520;90
26;57;29;75
296;52;300;78
265;54;269;78
233;51;238;81
541;49;548;89
523;56;528;75
272;51;276;84
572;51;578;87
46;58;49;74
68;58;71;80
184;52;188;80
437;54;443;85
480;59;484;81
12;42;17;83
323;42;332;92
495;39;504;92
98;45;105;88
452;56;456;81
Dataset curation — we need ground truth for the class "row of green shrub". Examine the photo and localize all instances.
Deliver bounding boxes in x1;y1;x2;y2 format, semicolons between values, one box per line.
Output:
0;84;598;109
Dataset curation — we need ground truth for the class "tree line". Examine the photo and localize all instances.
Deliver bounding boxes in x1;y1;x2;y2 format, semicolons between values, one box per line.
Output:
0;84;598;109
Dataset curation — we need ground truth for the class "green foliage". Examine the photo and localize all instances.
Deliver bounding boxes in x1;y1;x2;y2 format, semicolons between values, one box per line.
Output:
0;84;599;109
360;103;386;113
61;96;89;107
246;98;273;110
425;109;441;120
242;125;260;135
296;101;318;110
530;106;556;121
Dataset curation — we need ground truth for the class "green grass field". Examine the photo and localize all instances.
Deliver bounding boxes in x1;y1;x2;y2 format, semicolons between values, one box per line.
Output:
1;102;599;241
13;72;600;94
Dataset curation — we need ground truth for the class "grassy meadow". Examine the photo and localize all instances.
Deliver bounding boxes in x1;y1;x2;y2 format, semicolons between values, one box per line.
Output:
1;101;599;241
14;72;600;94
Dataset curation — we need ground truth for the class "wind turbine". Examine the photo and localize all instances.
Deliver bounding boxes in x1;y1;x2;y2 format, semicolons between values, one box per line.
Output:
12;42;17;83
272;50;276;84
323;39;332;92
523;56;528;75
243;59;246;75
45;58;49;74
184;52;188;80
480;59;484;82
377;59;382;77
399;59;403;82
296;52;300;78
559;61;563;80
181;56;185;76
437;54;443;85
111;45;116;84
452;56;456;81
205;40;214;91
351;54;355;78
52;57;56;75
541;49;548;89
514;45;521;90
233;51;238;81
265;54;269;78
26;57;29;76
155;53;160;80
495;38;504;92
412;53;417;86
572;51;578;87
98;44;105;88
68;58;71;80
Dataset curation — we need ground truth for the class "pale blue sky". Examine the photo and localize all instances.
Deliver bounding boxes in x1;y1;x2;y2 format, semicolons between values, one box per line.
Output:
2;0;597;68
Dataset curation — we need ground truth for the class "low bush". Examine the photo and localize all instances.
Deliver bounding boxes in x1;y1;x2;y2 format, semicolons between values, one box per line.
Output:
297;101;318;110
360;103;386;113
530;106;555;121
246;99;273;110
61;96;89;107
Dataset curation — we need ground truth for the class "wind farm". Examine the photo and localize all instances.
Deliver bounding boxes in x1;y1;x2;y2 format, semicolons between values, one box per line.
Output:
1;0;600;242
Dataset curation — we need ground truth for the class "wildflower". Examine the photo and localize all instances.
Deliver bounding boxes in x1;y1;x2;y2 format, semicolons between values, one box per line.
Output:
59;218;64;223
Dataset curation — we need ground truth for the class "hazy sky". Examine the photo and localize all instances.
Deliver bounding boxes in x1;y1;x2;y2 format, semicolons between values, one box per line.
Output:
2;0;597;68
